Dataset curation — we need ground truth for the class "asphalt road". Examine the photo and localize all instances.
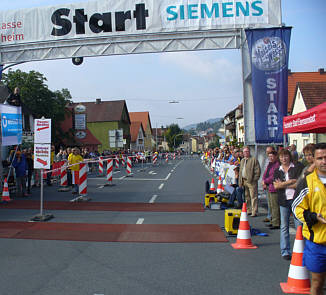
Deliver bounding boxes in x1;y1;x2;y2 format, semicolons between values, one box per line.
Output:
0;156;300;295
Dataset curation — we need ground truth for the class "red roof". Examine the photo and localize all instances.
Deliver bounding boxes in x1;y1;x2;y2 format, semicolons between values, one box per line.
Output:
130;121;145;143
288;70;326;112
129;112;152;131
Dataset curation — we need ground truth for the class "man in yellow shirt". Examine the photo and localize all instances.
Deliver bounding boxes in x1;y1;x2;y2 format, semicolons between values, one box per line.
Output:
68;147;83;194
293;143;326;295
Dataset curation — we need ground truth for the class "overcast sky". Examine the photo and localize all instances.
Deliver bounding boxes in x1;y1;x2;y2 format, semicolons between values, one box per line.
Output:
1;0;325;128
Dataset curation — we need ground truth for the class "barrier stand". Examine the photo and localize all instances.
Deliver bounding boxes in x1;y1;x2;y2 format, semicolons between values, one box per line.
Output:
78;163;91;201
104;159;115;186
58;161;70;192
30;169;54;221
97;156;104;177
115;156;120;171
126;157;133;177
153;153;157;165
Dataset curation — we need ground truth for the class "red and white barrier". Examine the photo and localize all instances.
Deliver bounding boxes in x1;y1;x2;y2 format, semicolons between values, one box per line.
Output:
106;159;113;185
115;156;119;169
173;153;176;160
153;153;157;164
79;163;87;196
126;157;132;175
98;156;104;175
121;156;125;167
60;161;68;187
165;153;168;163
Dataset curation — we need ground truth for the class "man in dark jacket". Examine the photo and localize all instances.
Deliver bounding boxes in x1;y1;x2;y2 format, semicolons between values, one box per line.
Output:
12;151;28;197
6;87;22;107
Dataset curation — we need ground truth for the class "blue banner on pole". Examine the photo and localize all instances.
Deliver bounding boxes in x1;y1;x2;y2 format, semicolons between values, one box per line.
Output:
245;27;291;144
0;104;22;146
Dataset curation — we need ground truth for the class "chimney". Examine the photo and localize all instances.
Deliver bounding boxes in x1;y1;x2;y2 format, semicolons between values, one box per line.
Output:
319;68;325;74
95;98;101;104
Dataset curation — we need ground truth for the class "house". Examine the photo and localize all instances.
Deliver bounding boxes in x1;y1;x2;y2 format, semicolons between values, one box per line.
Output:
288;68;326;113
130;121;145;151
152;127;168;151
235;103;244;144
61;99;131;152
129;112;153;151
224;107;237;143
288;81;326;153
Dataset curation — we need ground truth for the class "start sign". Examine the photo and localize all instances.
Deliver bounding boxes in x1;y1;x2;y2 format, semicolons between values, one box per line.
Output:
34;144;51;169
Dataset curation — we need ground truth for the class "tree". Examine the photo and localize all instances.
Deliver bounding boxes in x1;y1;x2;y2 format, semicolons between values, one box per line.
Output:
2;69;73;146
164;124;183;151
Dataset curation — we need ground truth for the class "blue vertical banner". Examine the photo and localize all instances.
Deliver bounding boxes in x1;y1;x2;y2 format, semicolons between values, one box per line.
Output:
245;27;291;143
0;104;23;146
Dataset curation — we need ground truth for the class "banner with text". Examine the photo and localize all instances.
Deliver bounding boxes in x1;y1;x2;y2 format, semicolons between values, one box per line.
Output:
0;0;281;45
0;104;22;146
245;27;291;143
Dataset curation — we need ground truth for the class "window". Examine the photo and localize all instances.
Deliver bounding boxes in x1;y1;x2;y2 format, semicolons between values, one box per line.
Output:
303;139;309;147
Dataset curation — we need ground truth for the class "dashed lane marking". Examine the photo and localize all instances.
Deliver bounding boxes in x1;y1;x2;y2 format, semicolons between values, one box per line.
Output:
149;195;158;203
158;183;164;190
136;218;144;224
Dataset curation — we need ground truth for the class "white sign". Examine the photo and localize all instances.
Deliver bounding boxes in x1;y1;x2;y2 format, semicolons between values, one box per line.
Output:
34;144;51;169
75;114;86;130
34;119;51;143
0;0;280;45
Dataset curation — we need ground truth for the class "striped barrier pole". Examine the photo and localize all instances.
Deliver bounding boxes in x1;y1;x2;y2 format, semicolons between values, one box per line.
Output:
115;156;120;170
173;153;176;160
98;156;104;176
78;163;91;201
121;156;125;167
105;159;114;186
165;153;168;163
153;153;157;165
58;161;70;192
126;157;133;176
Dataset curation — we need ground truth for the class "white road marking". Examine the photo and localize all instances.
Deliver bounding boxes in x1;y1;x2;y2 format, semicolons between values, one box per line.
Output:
118;176;126;180
136;218;144;224
165;173;171;180
98;185;104;189
149;195;158;203
158;183;164;190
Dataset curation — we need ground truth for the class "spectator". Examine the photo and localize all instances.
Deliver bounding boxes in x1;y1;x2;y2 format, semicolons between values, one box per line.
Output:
239;146;261;217
68;147;83;194
227;166;243;209
262;151;280;229
24;148;34;195
6;87;22;107
290;144;299;163
292;143;326;295
46;145;55;186
262;145;276;223
273;148;303;260
12;150;28;197
298;143;316;181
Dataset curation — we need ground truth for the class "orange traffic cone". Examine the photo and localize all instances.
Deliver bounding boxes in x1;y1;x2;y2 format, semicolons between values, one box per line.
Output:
1;178;11;203
216;176;223;194
280;226;310;294
231;203;257;249
209;178;216;192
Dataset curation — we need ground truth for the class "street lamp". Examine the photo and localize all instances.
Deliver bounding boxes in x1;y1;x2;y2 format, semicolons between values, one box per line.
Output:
169;100;179;104
173;133;183;150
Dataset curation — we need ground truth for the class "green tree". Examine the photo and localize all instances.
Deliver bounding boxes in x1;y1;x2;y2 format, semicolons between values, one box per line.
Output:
164;124;183;151
2;69;73;146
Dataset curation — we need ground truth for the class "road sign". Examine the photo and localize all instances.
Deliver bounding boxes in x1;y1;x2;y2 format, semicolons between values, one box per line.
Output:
34;119;51;143
34;143;51;169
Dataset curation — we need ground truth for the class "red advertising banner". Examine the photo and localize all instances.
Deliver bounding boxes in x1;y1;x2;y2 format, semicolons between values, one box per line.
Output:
283;101;326;134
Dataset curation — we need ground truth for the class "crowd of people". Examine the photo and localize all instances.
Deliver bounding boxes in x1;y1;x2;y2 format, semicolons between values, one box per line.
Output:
204;142;326;294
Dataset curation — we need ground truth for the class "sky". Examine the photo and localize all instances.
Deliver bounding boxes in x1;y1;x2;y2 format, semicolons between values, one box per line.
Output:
0;0;325;128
